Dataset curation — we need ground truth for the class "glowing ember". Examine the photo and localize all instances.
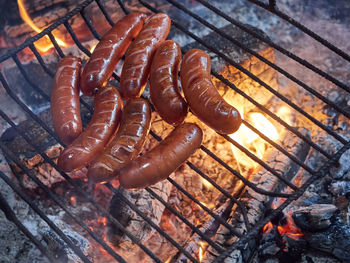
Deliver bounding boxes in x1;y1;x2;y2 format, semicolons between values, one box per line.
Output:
17;0;67;53
262;221;273;234
70;196;76;206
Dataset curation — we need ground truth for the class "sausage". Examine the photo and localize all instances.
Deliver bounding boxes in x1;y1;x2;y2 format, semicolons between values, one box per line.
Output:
180;49;241;134
118;122;203;189
150;40;188;126
120;13;171;99
51;56;82;145
87;98;151;183
58;86;123;172
80;12;147;96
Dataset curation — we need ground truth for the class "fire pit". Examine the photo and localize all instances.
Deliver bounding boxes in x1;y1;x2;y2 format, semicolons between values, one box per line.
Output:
0;0;349;262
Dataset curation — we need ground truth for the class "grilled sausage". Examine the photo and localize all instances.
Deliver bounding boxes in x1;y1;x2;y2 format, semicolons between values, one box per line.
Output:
87;98;151;183
118;122;203;189
150;40;188;126
51;56;82;145
180;49;241;134
58;86;123;172
81;12;147;96
120;13;171;99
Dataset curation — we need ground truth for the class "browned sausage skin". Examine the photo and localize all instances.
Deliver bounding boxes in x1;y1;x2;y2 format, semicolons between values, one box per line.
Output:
118;122;203;190
87;98;151;183
150;40;188;126
81;12;147;96
120;13;171;99
58;86;123;172
51;56;82;145
180;49;241;134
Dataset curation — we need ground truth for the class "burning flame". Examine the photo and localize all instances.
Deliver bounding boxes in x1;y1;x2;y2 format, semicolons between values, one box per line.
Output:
229;107;279;170
198;241;206;262
17;0;67;53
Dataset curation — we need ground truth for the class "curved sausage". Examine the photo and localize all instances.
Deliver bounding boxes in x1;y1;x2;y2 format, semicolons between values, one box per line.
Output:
120;13;171;99
87;98;151;183
58;86;123;172
51;56;82;145
81;12;147;96
118;122;203;190
180;49;241;134
150;40;188;126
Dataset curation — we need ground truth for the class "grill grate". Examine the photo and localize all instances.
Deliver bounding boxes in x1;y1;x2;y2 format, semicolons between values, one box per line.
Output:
0;0;350;262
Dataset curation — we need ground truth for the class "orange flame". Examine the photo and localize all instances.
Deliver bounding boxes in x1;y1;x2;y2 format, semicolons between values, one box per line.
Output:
229;108;279;170
17;0;67;53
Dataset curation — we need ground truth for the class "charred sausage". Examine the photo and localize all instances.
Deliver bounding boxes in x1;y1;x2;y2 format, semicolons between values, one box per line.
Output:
118;122;203;189
150;40;188;126
87;98;151;183
51;56;82;145
58;86;123;172
180;49;241;134
81;12;147;96
120;13;171;99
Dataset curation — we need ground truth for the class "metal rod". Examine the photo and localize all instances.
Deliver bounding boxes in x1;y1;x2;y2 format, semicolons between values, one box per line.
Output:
47;32;65;58
80;9;102;40
29;44;55;77
95;0;115;26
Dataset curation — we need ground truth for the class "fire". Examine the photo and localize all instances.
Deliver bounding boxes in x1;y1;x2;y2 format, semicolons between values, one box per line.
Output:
17;0;67;53
198;241;206;262
229;107;279;170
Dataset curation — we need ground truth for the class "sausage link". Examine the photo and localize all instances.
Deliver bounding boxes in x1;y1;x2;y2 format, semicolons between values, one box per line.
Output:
180;49;241;134
81;12;147;96
58;86;123;172
118;122;203;189
87;98;151;183
120;13;171;99
51;56;82;145
150;40;188;126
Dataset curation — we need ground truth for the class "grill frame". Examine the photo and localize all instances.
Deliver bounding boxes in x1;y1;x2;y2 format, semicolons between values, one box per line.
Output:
0;0;349;262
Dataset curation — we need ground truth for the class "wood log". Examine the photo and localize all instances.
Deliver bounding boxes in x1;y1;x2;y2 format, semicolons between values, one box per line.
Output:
203;128;311;263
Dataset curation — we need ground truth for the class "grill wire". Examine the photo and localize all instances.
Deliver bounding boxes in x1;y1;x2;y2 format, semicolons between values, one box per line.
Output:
0;0;349;262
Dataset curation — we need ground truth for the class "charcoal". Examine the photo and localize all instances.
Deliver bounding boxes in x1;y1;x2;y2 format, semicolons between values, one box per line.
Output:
305;222;350;262
329;181;350;196
292;204;338;231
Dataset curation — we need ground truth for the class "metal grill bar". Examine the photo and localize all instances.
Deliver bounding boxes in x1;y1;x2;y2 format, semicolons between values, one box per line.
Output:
247;0;350;63
0;0;349;262
95;0;115;26
164;0;350;120
6;8;254;258
197;0;350;94
0;190;56;262
76;2;294;206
